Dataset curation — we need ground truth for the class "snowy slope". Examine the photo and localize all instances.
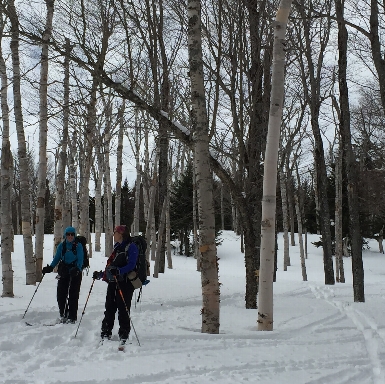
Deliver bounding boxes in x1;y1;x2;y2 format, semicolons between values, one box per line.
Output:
1;231;385;384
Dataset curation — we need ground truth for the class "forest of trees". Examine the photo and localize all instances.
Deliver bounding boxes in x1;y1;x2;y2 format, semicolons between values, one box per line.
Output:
1;0;385;333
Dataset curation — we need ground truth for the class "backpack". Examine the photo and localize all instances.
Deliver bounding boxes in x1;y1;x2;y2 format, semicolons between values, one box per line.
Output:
131;235;149;285
61;235;89;270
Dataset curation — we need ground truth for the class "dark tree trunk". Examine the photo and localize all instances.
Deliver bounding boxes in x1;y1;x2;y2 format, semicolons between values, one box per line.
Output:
335;0;364;301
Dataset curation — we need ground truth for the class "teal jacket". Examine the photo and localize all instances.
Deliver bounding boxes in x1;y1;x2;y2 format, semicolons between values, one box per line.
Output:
50;226;84;271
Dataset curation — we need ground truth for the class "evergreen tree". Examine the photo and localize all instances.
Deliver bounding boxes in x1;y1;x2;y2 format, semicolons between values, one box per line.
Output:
120;178;135;227
170;165;194;255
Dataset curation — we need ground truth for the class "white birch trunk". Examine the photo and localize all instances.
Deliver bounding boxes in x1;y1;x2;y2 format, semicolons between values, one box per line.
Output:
153;198;167;278
133;121;141;236
8;0;35;285
150;155;159;263
95;135;105;254
313;163;321;235
94;168;102;253
220;183;225;230
104;138;114;254
115;103;125;228
53;38;70;256
150;215;157;261
145;175;157;273
258;0;293;331
166;194;172;269
0;31;14;297
188;0;219;334
35;0;54;282
78;156;92;240
68;142;78;231
166;153;172;269
279;169;290;271
295;195;307;281
193;159;201;268
142;119;150;223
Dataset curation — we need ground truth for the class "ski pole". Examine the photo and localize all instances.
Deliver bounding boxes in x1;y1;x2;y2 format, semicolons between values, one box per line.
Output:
22;273;45;319
114;276;141;346
74;278;95;338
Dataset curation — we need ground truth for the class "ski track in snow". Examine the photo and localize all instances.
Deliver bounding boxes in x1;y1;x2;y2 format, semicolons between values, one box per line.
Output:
310;284;385;384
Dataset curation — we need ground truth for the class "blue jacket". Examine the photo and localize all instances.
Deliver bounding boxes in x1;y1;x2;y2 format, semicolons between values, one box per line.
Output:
103;240;138;281
118;241;139;274
50;226;84;271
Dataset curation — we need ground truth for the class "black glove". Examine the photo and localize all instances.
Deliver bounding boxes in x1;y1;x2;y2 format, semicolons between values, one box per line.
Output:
42;264;53;274
70;267;80;277
109;267;120;276
93;270;102;280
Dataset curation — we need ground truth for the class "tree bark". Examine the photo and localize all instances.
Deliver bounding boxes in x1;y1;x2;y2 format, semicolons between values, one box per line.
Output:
335;0;364;302
279;169;290;271
54;38;70;256
35;0;55;282
188;0;220;334
335;145;345;282
115;103;125;229
103;132;113;253
0;21;14;297
295;195;307;282
8;0;35;285
258;0;292;331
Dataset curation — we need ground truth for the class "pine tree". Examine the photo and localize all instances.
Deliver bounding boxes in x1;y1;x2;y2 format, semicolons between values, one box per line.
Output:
170;165;194;256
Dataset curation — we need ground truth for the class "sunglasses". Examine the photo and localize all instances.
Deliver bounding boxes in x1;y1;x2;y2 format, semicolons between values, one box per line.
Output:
66;233;75;237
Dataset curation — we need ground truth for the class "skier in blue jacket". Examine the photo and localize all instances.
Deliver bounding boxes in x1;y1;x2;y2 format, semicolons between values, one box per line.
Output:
42;226;84;323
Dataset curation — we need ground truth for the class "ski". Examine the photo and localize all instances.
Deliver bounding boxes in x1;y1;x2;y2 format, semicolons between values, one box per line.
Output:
25;320;61;327
118;340;128;351
98;337;130;350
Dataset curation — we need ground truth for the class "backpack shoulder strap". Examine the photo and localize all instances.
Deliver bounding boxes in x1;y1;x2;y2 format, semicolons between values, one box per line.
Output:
72;241;78;255
61;240;67;262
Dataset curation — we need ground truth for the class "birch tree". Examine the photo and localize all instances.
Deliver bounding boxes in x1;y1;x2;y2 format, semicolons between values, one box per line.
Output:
7;0;35;285
258;0;293;331
1;12;14;297
133;110;141;236
35;0;54;282
279;168;290;271
334;141;345;282
103;132;113;254
115;103;125;229
53;38;71;255
188;0;219;334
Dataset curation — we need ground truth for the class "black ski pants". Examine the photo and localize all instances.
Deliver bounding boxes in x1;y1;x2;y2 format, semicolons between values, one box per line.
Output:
57;271;82;321
101;279;134;340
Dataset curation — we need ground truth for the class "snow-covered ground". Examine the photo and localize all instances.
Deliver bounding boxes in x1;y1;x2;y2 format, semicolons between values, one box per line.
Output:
1;231;385;384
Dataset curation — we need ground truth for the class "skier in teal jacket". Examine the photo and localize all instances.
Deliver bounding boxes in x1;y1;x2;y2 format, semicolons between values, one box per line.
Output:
42;226;84;323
